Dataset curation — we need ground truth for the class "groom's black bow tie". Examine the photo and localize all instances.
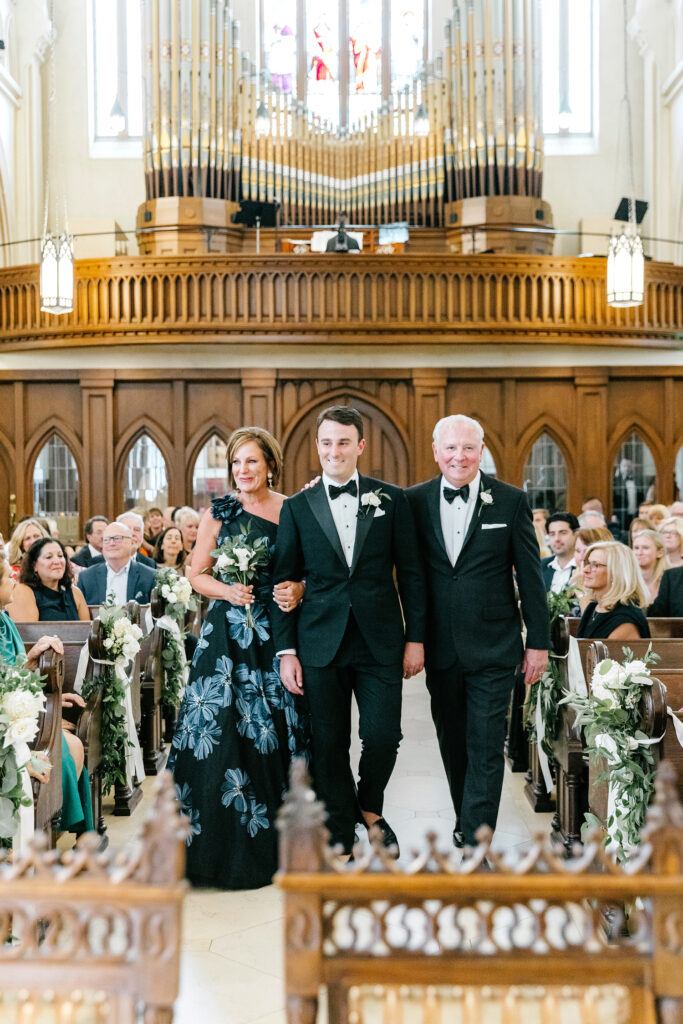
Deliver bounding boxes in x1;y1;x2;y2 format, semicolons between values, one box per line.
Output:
443;484;470;504
329;479;358;499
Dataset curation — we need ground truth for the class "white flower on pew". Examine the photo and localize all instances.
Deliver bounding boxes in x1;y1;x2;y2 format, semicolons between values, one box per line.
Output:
2;688;44;721
4;716;39;747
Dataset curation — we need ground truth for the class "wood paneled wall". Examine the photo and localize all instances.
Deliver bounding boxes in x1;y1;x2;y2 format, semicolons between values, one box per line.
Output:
2;365;683;541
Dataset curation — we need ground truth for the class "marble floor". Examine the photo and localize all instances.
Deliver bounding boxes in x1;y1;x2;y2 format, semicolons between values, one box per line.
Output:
102;675;555;1024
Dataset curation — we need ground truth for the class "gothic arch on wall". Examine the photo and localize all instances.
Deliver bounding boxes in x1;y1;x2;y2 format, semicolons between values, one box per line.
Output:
0;429;15;538
115;422;173;510
185;422;234;500
281;391;410;494
518;422;574;514
608;424;661;514
24;420;83;509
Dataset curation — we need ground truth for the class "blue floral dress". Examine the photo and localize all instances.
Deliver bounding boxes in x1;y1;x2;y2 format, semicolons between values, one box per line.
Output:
167;495;308;889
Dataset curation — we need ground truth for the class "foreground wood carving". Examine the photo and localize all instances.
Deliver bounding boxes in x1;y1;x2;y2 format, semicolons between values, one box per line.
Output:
0;771;188;1023
276;759;683;1024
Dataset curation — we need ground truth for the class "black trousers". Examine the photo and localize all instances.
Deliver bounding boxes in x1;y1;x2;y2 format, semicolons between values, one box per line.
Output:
302;615;403;853
426;660;518;847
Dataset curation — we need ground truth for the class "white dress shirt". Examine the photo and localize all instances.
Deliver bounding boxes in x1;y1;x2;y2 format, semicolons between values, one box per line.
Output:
440;470;481;566
548;556;576;594
323;470;359;568
88;544;101;560
106;559;131;605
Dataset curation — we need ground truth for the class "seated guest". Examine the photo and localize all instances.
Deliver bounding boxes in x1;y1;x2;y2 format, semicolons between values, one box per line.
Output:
152;526;186;569
648;564;683;616
570;525;613;611
647;503;669;528
6;519;49;579
175;506;200;572
116;512;157;568
669;501;683;518
541;512;579;592
578;541;650;640
162;506;179;529
9;538;90;622
71;516;109;568
659;516;683;569
628;516;655;545
142;507;164;553
77;522;157;606
581;498;625;542
532;509;549;556
632;529;669;602
0;553;93;833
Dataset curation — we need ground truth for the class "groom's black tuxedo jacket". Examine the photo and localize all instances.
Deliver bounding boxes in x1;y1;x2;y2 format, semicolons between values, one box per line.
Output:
406;473;549;673
271;475;425;667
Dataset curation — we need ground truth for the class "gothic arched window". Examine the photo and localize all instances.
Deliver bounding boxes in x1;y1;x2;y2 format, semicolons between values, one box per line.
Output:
193;434;230;512
123;434;168;511
612;432;656;530
523;434;567;514
481;445;497;478
33;435;79;542
261;0;427;128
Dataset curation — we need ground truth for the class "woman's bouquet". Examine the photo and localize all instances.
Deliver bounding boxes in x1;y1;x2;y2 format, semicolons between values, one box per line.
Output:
561;646;659;860
208;524;271;628
156;567;195;622
0;657;46;841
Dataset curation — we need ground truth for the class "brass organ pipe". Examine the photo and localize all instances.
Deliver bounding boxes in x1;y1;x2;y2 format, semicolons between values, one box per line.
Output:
152;0;162;196
209;0;217;197
171;0;180;194
159;0;171;196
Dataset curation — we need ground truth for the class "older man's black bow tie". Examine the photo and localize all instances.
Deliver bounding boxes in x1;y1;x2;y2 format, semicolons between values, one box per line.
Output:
443;484;470;504
329;479;358;499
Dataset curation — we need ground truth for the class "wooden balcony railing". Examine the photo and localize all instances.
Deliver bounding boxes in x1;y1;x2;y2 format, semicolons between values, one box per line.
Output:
1;254;682;349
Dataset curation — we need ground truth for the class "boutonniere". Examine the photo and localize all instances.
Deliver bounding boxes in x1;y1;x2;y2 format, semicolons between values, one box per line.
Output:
477;488;494;517
357;488;392;520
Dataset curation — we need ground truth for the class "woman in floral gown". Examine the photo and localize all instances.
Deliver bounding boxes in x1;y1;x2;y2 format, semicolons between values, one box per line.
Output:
168;428;307;889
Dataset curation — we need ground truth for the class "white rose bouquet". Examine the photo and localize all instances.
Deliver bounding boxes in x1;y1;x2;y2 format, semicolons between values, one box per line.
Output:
154;567;196;711
207;524;271;628
0;656;47;841
155;566;196;621
560;645;659;860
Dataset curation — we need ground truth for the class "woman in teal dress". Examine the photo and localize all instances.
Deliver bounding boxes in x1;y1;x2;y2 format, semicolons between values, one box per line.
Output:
168;427;308;889
0;553;93;833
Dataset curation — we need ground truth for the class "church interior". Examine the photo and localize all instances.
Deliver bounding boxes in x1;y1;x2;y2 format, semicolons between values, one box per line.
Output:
1;0;683;1021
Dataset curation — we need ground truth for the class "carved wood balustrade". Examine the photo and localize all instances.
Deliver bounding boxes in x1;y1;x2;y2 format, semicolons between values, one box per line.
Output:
1;254;682;349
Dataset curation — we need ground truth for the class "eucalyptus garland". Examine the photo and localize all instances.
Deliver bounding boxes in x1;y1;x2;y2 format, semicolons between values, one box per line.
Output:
525;586;580;749
155;567;195;713
161;629;186;711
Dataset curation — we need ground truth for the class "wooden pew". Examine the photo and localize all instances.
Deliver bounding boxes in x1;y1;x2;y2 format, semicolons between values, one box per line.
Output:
551;621;683;850
276;759;683;1024
27;647;64;841
566;616;683;638
138;597;166;776
0;772;187;1023
17;619;107;841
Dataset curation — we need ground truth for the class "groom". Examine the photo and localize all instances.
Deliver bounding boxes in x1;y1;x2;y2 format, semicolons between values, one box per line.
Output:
407;414;549;849
272;405;425;856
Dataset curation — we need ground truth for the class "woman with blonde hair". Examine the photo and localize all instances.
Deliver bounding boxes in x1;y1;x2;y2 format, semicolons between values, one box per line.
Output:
632;529;669;602
646;503;669;528
578;541;650;640
569;526;613;610
659;516;683;569
6;519;49;580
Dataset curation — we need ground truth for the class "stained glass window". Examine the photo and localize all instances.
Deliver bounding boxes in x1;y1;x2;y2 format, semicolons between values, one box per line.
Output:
264;0;298;96
542;0;595;136
33;436;79;545
390;3;424;94
307;0;340;126
123;435;168;511
523;434;567;514
348;0;382;126
193;434;230;512
91;0;142;143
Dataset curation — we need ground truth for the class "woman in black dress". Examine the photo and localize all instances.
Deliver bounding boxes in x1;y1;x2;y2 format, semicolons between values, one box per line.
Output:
9;538;90;623
578;541;651;640
168;427;307;889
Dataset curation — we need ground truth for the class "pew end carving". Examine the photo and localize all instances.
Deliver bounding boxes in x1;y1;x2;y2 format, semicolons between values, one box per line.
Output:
0;771;189;1023
276;759;683;1024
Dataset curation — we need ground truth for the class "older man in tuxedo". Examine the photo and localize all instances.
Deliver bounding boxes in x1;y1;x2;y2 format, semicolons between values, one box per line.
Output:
272;405;425;857
77;521;156;606
407;414;549;849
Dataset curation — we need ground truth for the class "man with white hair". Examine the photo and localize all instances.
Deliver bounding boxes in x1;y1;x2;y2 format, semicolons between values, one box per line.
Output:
77;521;157;605
116;512;157;568
407;414;549;852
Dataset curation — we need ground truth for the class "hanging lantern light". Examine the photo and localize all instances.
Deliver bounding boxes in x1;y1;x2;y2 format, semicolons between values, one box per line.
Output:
607;225;644;307
607;0;644;309
40;232;74;314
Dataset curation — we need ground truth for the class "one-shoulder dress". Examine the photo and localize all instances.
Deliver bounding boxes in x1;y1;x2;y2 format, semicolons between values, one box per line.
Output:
167;495;308;889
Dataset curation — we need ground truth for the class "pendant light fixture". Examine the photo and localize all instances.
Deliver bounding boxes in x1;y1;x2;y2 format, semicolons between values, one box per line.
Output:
40;0;74;315
606;0;644;308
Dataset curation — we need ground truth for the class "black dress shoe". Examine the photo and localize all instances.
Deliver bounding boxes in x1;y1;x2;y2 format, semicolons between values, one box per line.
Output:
453;828;464;849
366;817;400;857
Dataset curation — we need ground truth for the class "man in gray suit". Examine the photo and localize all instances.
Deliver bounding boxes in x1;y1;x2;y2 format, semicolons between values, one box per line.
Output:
77;522;156;605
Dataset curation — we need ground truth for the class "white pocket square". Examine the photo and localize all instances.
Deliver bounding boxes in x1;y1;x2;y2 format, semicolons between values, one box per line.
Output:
373;508;386;518
481;523;507;530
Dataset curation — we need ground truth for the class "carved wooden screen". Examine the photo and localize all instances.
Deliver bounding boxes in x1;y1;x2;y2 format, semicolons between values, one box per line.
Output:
282;394;409;494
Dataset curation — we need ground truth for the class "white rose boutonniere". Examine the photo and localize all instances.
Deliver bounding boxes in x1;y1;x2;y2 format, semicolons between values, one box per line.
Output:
477;488;494;517
358;488;392;520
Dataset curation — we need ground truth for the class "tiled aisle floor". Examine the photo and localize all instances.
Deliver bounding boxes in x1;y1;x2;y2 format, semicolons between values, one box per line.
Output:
103;675;555;1024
